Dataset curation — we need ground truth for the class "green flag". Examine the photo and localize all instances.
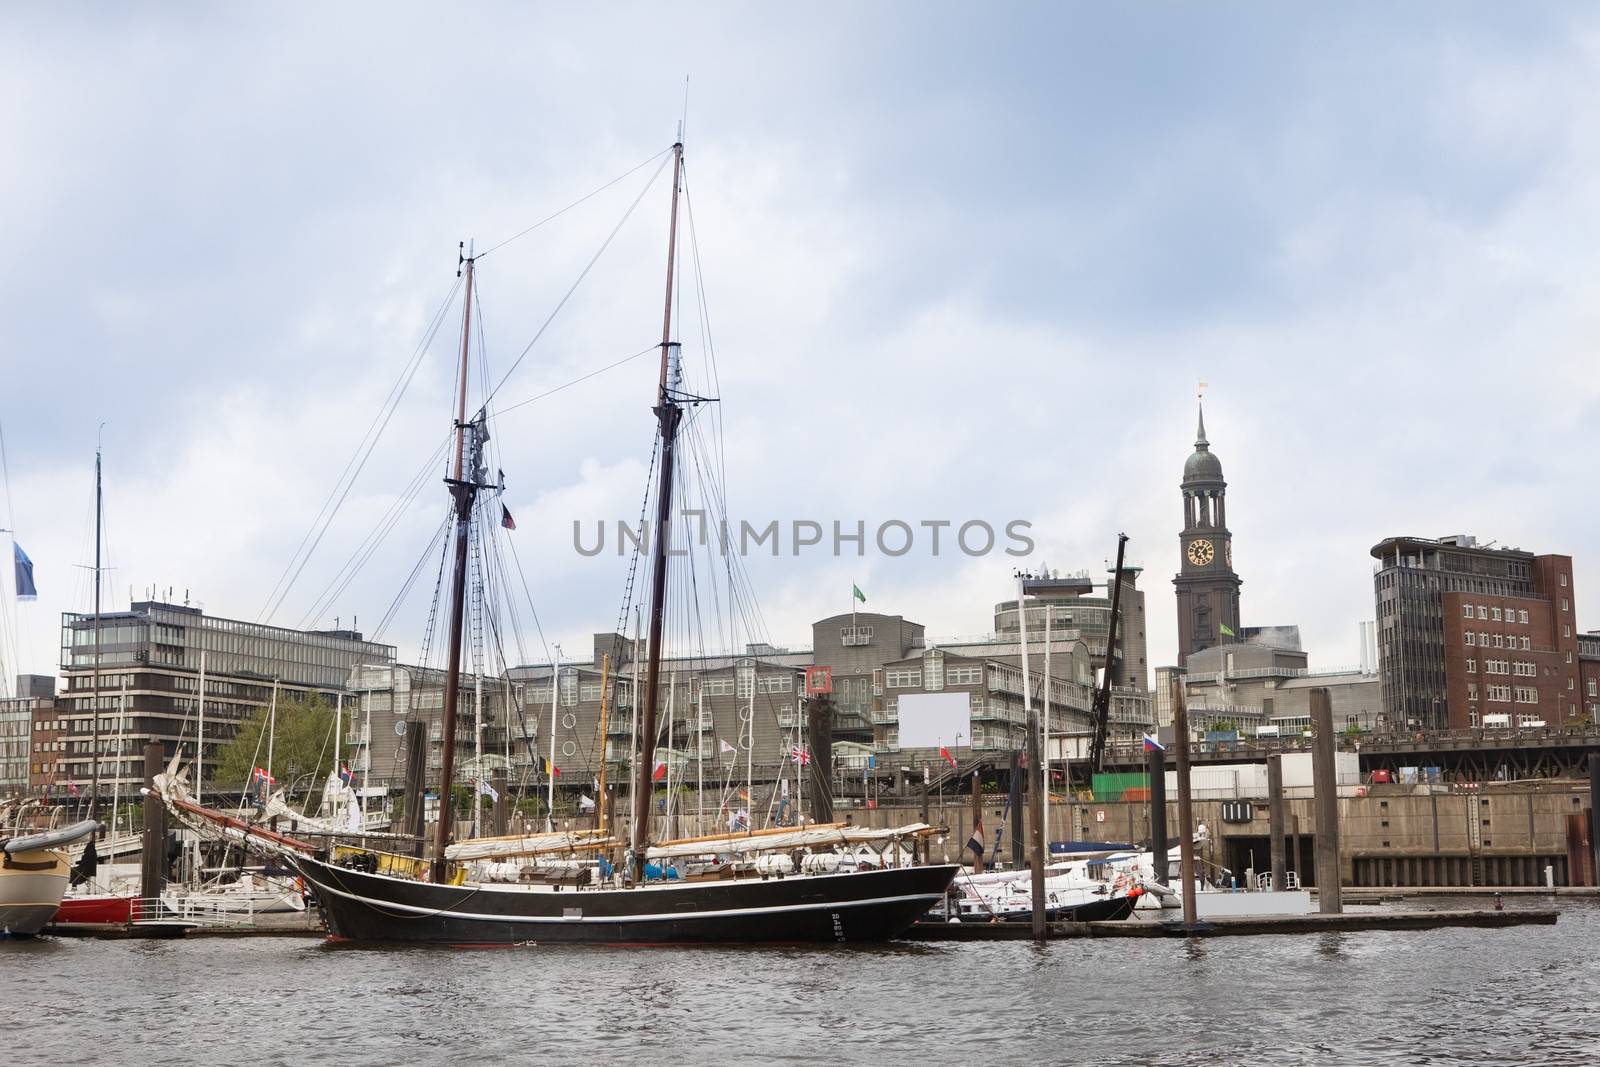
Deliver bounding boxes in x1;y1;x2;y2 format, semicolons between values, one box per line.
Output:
852;584;866;604
1220;623;1236;638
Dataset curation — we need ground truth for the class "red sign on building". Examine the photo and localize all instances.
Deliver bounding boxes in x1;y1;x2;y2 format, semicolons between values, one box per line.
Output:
804;666;833;695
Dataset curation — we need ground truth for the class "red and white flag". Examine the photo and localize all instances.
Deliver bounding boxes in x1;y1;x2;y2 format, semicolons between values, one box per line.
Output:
939;747;957;768
652;759;668;782
790;746;811;766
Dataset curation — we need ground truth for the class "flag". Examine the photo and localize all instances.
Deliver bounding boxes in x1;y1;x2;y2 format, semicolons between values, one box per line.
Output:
500;504;516;531
68;781;79;796
852;583;866;604
1220;623;1236;638
253;767;276;784
578;794;596;812
719;738;735;755
867;754;876;769
790;745;810;765
476;777;499;802
1142;733;1165;753
939;746;957;768
338;763;353;785
738;786;750;801
652;759;668;782
542;756;561;777
13;543;36;600
965;814;985;862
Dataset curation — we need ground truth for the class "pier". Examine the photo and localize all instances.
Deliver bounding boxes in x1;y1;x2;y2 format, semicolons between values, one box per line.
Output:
907;907;1559;940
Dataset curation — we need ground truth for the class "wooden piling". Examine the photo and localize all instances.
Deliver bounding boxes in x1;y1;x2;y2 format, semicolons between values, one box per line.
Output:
1267;753;1286;892
1147;740;1168;886
1170;676;1198;928
492;768;508;837
1588;753;1600;888
969;771;984;874
140;741;166;902
1008;749;1025;870
1311;688;1342;913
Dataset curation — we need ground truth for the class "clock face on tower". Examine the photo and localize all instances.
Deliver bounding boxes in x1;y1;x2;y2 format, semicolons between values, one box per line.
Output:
1186;538;1215;567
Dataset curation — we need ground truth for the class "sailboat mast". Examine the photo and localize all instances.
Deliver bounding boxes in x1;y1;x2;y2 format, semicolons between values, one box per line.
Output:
430;247;478;883
630;138;685;872
90;445;102;831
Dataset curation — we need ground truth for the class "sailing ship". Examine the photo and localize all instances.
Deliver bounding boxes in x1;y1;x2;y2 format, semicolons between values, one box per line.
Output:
278;137;956;944
0;807;98;938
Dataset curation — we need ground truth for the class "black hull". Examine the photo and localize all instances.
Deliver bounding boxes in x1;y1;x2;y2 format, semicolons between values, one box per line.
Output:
292;854;958;945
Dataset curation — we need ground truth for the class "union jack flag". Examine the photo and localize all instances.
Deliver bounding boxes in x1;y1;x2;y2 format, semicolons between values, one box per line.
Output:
790;746;811;765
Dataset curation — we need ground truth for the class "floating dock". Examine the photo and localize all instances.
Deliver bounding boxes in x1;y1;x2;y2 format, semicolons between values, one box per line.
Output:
904;908;1559;940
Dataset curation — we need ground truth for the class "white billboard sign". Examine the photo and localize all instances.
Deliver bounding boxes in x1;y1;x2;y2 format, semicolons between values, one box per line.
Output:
896;691;972;750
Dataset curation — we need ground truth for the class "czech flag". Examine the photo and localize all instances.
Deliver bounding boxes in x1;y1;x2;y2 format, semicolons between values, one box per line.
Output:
652;759;668;782
965;814;985;862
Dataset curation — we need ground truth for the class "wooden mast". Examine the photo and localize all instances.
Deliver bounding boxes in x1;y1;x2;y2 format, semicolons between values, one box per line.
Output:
630;138;685;876
430;245;479;883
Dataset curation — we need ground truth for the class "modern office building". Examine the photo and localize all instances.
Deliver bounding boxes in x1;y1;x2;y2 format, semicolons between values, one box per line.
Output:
1174;403;1243;667
1372;535;1580;731
57;600;395;800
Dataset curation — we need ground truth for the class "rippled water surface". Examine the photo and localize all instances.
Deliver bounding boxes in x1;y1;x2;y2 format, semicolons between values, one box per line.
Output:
4;897;1597;1065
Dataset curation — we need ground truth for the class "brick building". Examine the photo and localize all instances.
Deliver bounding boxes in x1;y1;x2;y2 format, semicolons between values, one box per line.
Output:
1578;631;1600;723
1374;534;1580;731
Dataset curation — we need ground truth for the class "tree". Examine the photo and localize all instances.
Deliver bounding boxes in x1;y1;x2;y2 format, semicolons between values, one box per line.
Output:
213;695;341;799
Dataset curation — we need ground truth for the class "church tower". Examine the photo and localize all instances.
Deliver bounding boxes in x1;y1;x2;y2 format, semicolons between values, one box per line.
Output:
1174;402;1242;666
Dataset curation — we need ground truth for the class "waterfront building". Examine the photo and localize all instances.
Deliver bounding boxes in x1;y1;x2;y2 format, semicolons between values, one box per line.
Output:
1180;640;1379;735
57;600;395;801
0;675;57;796
1371;535;1581;731
1174;403;1243;667
0;675;55;794
817;610;1101;755
1579;631;1600;723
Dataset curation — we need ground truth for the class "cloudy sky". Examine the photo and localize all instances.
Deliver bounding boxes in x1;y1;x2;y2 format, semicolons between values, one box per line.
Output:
3;4;1599;691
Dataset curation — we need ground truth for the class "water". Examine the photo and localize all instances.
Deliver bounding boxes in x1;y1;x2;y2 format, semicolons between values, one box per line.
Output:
5;897;1597;1065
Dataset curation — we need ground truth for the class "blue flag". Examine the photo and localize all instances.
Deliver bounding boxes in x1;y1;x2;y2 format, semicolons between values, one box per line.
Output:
13;543;36;600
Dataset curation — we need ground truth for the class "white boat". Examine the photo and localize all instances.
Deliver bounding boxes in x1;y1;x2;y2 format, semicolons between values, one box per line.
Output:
162;872;307;917
1;818;100;938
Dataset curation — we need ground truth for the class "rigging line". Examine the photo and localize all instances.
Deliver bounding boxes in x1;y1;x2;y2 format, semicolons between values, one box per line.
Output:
259;276;462;624
500;531;555;674
495;345;661;419
474;145;675;260
483;150;673;406
260;279;464;627
681;175;729;500
371;513;451;641
0;413;14;530
296;431;454;631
